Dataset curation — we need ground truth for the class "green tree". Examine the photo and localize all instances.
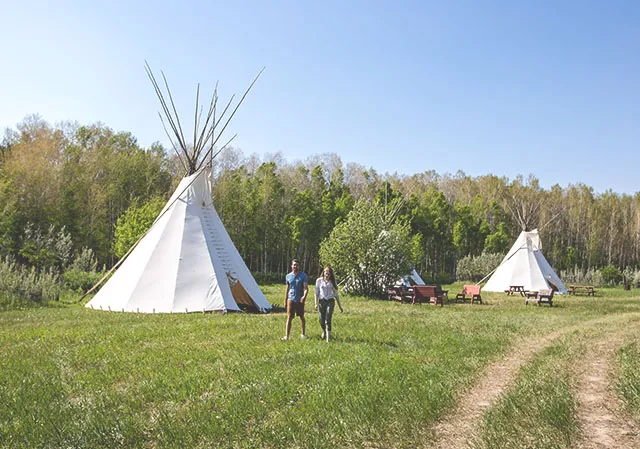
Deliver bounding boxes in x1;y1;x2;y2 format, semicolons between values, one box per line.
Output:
112;197;166;259
319;200;412;297
484;223;511;254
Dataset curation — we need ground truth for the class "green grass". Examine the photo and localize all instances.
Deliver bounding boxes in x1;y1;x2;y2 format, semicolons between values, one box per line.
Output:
1;286;640;448
478;337;580;449
617;339;640;423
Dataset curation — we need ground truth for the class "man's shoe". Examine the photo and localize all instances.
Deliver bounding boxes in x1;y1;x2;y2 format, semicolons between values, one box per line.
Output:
281;336;288;341
300;335;307;340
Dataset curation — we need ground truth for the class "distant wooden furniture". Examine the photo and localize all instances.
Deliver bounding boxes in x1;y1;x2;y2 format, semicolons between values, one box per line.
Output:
505;285;526;296
524;291;539;300
387;286;413;303
455;284;482;304
412;285;445;307
526;288;554;307
567;285;597;296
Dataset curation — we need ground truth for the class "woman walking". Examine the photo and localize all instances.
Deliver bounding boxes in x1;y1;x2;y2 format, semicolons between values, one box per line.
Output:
314;266;343;342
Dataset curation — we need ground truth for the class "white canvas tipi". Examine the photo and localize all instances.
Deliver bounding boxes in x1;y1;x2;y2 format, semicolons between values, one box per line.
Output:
483;229;567;294
396;269;426;287
86;64;270;313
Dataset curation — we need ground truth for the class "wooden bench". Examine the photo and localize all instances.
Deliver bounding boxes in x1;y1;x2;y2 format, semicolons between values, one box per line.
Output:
455;284;482;304
387;286;413;303
524;291;538;300
526;288;554;307
412;285;444;307
568;285;597;296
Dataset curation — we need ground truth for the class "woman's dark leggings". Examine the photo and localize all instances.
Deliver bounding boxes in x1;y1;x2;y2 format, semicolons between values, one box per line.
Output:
318;298;335;331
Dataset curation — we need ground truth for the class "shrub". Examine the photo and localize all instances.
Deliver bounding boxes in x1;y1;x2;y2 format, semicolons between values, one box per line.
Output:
319;200;413;297
113;196;166;259
633;271;640;288
62;268;105;293
70;247;99;272
18;224;74;272
0;257;60;310
456;252;505;282
600;265;622;286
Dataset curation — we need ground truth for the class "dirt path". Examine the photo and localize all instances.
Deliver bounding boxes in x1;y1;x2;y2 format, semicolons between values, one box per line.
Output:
427;314;640;449
574;334;638;448
427;330;565;448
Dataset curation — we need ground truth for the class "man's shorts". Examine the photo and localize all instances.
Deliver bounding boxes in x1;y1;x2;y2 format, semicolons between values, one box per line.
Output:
287;301;305;318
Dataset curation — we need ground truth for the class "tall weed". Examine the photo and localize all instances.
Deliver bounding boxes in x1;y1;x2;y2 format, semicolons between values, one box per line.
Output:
0;257;59;309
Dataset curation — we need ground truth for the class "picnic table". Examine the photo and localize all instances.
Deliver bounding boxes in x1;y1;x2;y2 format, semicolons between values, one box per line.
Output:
506;285;526;296
524;290;539;300
567;285;597;296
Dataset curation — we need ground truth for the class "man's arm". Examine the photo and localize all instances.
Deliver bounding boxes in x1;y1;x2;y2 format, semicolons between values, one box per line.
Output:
284;284;290;308
301;282;308;304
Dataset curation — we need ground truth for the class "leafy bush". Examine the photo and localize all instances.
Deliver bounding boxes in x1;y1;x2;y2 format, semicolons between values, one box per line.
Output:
600;265;622;286
0;257;60;309
320;200;413;297
18;224;73;272
62;268;104;293
70;247;99;272
456;252;505;282
113;196;166;259
633;271;640;288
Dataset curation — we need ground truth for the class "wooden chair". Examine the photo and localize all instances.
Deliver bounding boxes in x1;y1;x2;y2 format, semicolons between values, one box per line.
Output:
412;285;444;307
455;284;482;304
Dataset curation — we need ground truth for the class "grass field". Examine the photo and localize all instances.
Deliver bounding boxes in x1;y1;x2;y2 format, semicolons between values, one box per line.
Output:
1;285;640;448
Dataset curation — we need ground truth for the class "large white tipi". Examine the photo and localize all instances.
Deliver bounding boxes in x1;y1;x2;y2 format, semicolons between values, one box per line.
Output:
86;64;270;313
483;229;567;294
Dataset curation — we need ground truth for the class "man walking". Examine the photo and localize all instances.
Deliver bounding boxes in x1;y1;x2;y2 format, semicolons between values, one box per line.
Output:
283;259;308;341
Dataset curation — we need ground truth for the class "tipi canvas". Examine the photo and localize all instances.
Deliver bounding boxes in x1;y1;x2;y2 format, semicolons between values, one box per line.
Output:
85;167;271;313
483;229;567;294
86;63;270;313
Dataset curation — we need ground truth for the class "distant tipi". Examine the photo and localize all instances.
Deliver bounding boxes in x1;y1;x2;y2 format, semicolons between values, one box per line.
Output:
482;229;567;294
86;64;270;313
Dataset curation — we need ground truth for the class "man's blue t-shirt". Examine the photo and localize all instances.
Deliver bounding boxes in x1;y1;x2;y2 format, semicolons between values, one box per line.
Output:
286;272;308;302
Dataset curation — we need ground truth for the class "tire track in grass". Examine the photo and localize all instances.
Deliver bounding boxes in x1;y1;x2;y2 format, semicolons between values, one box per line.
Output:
427;329;566;449
575;333;638;449
427;314;640;449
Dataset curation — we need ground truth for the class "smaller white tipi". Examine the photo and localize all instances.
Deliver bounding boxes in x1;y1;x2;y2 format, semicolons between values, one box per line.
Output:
483;229;567;294
396;269;426;287
85;63;270;313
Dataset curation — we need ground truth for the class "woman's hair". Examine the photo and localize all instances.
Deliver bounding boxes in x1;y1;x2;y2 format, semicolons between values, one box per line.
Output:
322;265;338;290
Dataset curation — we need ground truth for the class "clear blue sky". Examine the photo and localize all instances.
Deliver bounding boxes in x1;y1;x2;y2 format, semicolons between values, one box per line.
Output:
2;0;639;194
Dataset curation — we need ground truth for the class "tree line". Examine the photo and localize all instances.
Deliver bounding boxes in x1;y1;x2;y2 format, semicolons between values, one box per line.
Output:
1;116;639;285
